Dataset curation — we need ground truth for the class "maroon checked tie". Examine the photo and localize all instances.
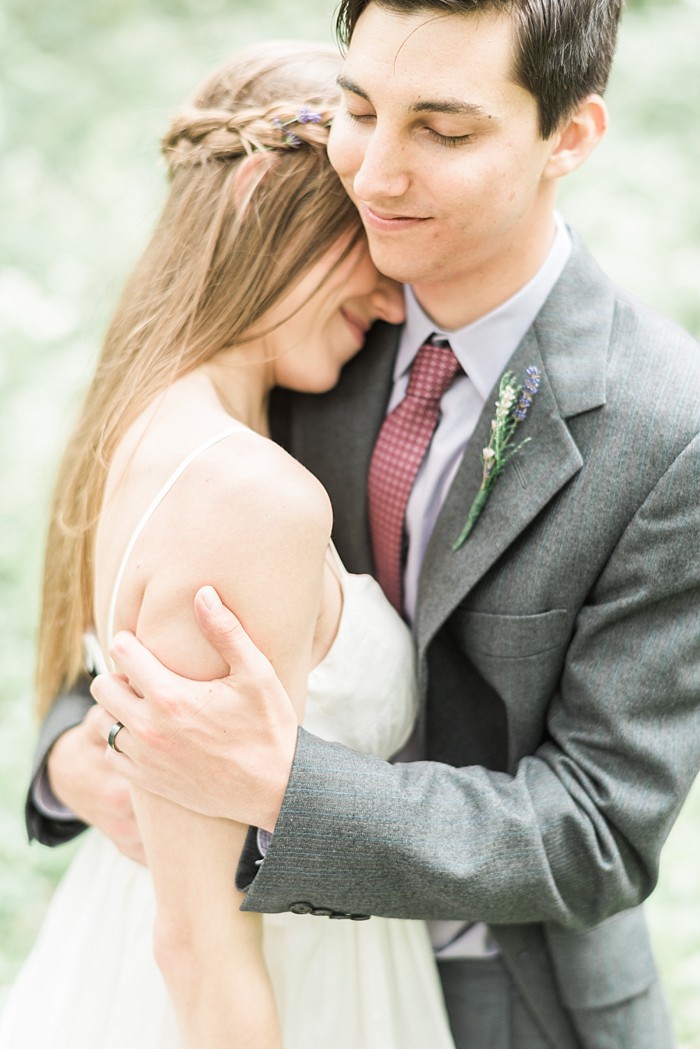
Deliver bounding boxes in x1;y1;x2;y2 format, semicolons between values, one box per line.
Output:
368;338;461;612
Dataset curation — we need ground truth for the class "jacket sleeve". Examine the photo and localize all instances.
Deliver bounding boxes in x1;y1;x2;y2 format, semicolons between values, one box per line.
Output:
25;675;94;846
237;436;700;930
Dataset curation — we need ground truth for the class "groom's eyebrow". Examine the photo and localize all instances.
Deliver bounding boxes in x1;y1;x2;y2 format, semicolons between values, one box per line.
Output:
337;74;370;99
410;99;491;119
337;75;493;121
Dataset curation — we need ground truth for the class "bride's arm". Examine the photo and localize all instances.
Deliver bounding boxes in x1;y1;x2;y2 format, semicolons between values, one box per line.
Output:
122;441;333;1049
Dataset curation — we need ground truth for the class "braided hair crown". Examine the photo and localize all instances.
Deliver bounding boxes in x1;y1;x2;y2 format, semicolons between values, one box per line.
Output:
161;41;340;176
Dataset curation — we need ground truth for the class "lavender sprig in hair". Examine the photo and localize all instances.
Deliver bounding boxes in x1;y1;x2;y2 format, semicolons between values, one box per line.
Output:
453;365;542;549
273;108;324;148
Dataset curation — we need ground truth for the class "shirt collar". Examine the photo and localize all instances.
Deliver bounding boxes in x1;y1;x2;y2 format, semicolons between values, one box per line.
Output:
396;213;572;400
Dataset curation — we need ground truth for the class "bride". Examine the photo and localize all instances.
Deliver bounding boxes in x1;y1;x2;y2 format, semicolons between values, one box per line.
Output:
0;39;456;1049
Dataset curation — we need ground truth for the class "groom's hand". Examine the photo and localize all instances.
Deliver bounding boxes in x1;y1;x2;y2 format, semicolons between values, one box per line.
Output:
90;586;298;832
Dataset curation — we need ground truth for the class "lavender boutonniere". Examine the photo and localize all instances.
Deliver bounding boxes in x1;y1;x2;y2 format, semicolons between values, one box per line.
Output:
453;365;542;550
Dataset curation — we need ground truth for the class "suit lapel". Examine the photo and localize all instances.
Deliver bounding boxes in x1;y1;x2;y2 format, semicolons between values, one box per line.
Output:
416;237;615;653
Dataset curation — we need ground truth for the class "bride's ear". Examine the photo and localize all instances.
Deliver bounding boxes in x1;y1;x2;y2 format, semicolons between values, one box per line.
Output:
543;94;608;180
232;152;270;211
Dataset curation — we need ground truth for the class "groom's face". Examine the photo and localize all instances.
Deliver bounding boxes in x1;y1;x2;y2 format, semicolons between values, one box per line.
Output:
328;4;561;323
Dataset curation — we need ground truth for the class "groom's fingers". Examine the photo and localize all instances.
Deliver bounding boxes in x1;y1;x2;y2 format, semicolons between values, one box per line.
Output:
88;681;137;759
193;585;272;679
89;633;178;749
107;630;188;705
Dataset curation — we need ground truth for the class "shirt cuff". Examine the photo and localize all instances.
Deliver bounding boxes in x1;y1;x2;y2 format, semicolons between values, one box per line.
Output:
32;767;76;821
256;827;273;864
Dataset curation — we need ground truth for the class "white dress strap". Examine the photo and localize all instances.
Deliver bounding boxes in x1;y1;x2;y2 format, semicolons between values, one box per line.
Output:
325;539;348;581
106;424;248;648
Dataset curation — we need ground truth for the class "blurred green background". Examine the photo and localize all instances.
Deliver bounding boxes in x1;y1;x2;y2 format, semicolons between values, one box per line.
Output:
1;0;698;1043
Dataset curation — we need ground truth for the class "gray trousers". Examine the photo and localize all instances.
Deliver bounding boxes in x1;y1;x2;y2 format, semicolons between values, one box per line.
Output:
438;956;676;1049
438;957;550;1049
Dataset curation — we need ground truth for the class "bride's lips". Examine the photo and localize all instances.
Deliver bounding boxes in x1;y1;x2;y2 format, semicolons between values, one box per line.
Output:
360;204;430;232
341;308;370;347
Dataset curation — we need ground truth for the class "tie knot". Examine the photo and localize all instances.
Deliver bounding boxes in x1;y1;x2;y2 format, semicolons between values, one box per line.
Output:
406;339;461;403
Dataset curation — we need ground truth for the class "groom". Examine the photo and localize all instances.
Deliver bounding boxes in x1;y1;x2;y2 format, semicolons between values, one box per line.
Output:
28;2;700;1047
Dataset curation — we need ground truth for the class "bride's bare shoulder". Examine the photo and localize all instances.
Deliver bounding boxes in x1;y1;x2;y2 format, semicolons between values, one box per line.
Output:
184;425;332;540
134;427;333;683
109;370;333;553
137;420;333;598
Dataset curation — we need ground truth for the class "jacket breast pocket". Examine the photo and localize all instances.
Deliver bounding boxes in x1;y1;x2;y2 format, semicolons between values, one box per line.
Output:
449;608;574;763
452;607;572;659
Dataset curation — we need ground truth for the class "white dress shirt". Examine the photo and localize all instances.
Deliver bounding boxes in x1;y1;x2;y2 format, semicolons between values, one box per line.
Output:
394;212;571;626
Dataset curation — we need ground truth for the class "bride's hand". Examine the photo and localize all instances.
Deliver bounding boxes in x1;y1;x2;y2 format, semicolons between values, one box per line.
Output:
47;712;146;865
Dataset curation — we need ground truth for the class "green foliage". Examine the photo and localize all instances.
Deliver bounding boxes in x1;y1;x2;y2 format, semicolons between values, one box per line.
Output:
559;0;700;341
626;0;677;7
1;0;699;1043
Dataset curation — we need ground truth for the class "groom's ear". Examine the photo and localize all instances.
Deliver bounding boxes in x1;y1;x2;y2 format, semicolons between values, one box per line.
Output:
543;94;608;180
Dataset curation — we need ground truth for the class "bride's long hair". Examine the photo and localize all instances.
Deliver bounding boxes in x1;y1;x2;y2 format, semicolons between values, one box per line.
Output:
36;40;361;715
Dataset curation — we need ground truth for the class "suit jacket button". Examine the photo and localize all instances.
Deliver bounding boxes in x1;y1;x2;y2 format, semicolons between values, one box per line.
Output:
311;908;335;917
289;902;314;915
328;912;350;920
350;914;371;921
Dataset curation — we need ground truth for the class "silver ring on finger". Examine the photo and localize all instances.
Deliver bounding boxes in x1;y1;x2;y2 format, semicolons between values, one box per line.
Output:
107;721;125;753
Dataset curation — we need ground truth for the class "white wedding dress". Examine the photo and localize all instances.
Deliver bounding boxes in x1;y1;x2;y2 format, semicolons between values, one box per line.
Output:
0;427;455;1049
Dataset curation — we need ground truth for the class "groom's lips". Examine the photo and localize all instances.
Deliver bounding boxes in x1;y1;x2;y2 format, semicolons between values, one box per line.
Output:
361;204;430;232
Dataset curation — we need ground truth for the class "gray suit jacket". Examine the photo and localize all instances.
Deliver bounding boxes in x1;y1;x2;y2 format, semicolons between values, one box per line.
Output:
237;237;699;1046
28;237;698;1047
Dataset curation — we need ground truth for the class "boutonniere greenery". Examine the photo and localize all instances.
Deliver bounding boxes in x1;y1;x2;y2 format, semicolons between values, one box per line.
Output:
453;365;542;550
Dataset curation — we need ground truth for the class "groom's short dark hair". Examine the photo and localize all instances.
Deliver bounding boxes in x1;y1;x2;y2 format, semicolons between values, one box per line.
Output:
335;0;625;138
